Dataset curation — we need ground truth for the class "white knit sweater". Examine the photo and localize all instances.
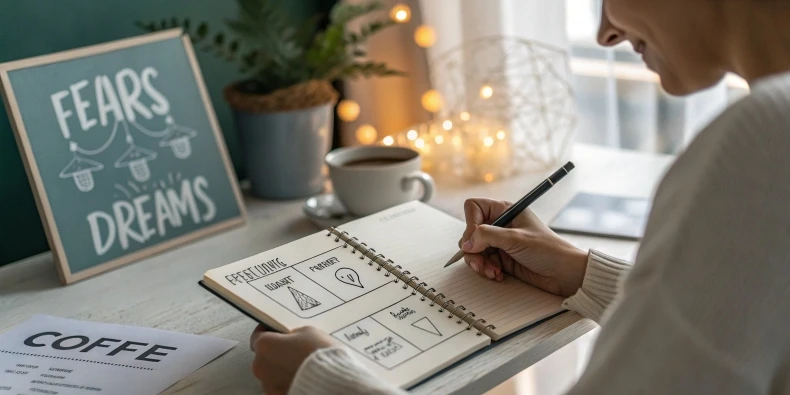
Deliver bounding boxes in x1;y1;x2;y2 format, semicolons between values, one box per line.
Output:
288;72;790;395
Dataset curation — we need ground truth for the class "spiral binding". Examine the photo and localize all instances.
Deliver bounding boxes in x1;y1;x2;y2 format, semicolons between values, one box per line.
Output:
326;226;497;337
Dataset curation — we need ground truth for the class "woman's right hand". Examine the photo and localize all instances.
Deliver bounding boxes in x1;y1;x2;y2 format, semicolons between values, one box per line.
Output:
458;198;590;298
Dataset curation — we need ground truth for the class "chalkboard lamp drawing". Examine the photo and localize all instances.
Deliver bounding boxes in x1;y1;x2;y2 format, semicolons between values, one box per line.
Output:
116;133;158;182
60;146;104;192
0;29;247;284
158;116;197;159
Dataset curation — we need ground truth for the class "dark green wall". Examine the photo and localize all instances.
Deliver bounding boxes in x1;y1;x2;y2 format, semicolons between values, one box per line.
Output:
0;0;336;266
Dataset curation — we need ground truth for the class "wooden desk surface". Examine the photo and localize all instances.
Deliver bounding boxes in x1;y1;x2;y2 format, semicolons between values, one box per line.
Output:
0;144;673;395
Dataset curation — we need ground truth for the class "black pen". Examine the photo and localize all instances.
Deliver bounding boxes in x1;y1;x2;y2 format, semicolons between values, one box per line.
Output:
443;161;575;267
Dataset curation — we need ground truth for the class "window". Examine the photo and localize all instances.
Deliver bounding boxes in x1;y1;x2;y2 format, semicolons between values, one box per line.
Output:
564;0;749;154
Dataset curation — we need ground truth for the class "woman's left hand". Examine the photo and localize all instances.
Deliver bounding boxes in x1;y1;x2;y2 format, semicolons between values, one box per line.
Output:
249;324;338;395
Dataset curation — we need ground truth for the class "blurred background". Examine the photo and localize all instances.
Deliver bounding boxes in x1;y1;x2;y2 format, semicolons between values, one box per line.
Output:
0;0;747;267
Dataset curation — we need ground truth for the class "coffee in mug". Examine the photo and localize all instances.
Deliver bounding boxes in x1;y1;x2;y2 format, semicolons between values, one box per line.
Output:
325;146;435;217
340;158;407;167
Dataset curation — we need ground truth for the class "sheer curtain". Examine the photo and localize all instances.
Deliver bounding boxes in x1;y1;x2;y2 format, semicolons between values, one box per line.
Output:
413;0;749;156
564;0;748;154
340;0;749;155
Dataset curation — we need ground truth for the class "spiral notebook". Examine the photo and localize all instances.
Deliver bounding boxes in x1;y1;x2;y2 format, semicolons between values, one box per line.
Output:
199;200;566;389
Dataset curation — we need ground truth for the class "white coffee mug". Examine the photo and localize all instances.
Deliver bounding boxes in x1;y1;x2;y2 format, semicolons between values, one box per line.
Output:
325;146;435;217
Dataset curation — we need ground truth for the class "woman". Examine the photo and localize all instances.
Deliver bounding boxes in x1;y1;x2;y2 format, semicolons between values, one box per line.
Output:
249;0;790;394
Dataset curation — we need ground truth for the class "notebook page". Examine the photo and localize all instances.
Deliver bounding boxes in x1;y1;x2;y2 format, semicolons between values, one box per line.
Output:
203;223;489;388
340;201;566;340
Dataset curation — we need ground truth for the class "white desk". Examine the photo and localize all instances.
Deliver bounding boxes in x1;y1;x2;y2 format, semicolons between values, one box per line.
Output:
0;144;673;395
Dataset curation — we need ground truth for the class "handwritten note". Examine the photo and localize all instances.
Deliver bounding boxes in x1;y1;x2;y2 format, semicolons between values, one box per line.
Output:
334;317;420;369
0;315;236;395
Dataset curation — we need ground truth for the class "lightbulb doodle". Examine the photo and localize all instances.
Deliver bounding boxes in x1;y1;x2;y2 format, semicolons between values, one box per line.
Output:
335;268;363;288
59;116;200;192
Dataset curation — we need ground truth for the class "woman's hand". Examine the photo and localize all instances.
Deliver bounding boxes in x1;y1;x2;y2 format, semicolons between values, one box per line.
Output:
459;198;589;297
249;325;337;395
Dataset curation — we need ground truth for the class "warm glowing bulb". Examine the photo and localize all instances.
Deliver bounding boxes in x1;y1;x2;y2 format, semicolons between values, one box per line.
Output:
496;130;506;140
452;136;462;146
421;90;443;113
414;25;436;48
407;129;418;140
337;99;360;122
483;136;494;147
442;120;453;130
460;112;471;121
435;135;444;144
480;85;494;99
415;138;425;149
355;124;378;145
383;136;394;146
484;173;494;182
390;4;411;23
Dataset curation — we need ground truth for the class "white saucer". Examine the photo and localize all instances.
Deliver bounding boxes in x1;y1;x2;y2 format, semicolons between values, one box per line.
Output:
303;193;358;229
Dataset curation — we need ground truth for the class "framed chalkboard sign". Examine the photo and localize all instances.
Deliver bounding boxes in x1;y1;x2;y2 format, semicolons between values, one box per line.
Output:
0;29;246;284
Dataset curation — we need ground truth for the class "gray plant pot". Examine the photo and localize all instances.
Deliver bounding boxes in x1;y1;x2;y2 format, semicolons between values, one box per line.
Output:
232;102;333;200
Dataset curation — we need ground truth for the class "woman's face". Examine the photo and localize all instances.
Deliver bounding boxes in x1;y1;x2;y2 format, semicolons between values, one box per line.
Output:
598;0;727;95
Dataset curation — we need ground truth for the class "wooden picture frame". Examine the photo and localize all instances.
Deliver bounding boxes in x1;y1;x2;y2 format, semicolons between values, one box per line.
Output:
0;29;247;284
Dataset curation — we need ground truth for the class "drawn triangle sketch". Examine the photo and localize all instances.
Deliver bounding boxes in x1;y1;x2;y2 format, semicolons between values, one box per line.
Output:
288;286;321;311
411;317;442;336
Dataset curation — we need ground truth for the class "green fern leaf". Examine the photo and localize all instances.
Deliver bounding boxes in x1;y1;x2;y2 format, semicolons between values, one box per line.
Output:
346;19;394;45
135;0;401;95
329;1;384;25
197;22;208;38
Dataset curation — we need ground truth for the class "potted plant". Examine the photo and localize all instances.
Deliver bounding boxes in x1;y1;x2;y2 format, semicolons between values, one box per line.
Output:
136;0;404;199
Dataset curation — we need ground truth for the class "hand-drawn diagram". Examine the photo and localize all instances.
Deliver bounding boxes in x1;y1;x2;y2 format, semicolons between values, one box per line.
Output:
364;336;404;362
59;144;104;192
288;286;321;311
335;267;364;288
158;116;197;159
60;115;199;192
411;317;442;336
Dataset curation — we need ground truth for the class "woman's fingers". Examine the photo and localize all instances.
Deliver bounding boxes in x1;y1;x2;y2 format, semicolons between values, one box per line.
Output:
249;324;273;352
461;199;513;247
464;253;504;281
463;224;522;255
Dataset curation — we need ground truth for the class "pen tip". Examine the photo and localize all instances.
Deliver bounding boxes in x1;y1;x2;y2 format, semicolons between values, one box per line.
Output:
565;161;575;171
444;251;464;268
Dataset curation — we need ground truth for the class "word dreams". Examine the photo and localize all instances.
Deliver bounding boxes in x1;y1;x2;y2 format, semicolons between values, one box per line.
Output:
24;331;177;363
51;66;170;139
87;176;216;256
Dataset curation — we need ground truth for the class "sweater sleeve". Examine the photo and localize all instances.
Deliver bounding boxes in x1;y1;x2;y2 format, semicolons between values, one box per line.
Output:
289;347;405;395
286;250;631;395
563;86;790;395
562;249;631;323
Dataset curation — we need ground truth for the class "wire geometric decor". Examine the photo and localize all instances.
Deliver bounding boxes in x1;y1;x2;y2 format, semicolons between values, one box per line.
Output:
386;36;578;182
